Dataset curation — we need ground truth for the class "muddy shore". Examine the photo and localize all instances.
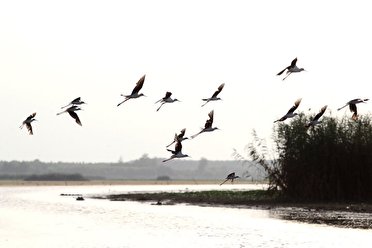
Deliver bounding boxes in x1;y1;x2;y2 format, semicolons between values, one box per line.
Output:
101;190;372;229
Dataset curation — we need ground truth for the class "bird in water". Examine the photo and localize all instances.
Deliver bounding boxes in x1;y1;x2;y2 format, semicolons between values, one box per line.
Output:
155;91;180;111
201;83;225;107
337;98;369;120
61;97;86;109
277;58;305;80
162;139;189;162
20;112;37;135
191;110;219;139
274;98;302;123
306;105;328;128
117;75;146;107
166;128;188;148
220;172;240;186
57;106;83;126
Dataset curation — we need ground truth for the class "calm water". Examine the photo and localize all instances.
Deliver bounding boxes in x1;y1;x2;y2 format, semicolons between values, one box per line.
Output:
1;184;371;248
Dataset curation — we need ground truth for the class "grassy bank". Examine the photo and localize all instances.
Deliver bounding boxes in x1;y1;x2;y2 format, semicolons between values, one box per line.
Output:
107;189;280;206
105;189;372;212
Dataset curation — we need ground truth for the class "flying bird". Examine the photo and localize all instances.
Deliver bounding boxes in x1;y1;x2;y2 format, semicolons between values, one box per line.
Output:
20;112;37;135
337;98;369;120
162;140;189;162
274;98;302;123
155;91;180;111
191;110;219;138
57;106;83;126
202;83;225;107
220;172;240;186
166;128;188;148
277;58;305;80
61;97;86;109
117;75;146;107
306;105;328;128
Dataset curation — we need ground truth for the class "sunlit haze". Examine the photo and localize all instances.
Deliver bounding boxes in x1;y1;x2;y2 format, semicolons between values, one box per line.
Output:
1;0;371;162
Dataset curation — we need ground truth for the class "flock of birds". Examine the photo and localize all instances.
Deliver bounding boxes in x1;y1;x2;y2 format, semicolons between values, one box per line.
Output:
274;58;369;127
19;57;370;185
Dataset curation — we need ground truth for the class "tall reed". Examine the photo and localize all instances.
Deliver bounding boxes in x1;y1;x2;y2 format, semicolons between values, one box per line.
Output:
247;113;372;201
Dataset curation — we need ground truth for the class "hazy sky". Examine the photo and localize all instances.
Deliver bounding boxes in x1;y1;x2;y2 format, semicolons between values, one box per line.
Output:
1;1;372;163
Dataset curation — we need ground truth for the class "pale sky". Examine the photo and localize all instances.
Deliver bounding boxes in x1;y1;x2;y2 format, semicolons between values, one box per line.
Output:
1;0;372;163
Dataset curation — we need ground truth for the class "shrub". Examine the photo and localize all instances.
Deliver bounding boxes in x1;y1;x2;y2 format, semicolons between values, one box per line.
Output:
245;113;372;201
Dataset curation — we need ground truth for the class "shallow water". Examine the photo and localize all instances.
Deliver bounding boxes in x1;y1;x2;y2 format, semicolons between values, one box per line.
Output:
1;184;371;248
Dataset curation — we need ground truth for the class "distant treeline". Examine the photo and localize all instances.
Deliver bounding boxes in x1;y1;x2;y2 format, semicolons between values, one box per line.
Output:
246;114;372;202
0;156;266;181
24;173;87;181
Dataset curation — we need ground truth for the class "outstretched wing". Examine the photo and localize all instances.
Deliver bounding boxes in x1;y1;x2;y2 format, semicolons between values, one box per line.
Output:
227;172;235;179
174;140;182;154
211;83;225;98
349;103;358;120
287;98;302;114
131;74;146;95
349;103;357;114
68;111;82;126
312;105;327;121
26;123;33;135
26;112;37;121
208;110;214;121
179;128;186;138
290;57;298;67
62;98;80;108
72;97;81;103
204;110;214;128
164;91;172;99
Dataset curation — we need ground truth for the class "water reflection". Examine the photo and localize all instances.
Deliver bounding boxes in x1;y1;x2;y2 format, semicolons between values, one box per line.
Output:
1;185;371;248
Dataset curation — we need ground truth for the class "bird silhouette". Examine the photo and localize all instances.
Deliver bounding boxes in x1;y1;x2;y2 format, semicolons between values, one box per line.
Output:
57;106;83;126
155;91;180;111
306;105;328;128
277;58;305;80
61;97;86;109
191;110;219;138
220;172;240;186
117;75;146;107
166;128;188;148
163;140;189;162
20;112;37;135
274;98;302;123
201;83;225;107
337;98;369;120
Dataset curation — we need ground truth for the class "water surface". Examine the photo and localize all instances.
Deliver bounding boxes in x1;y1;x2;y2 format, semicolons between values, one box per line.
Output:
1;184;371;248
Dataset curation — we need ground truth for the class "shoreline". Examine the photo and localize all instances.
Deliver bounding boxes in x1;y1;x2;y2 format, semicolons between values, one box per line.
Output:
2;180;371;229
100;190;372;229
